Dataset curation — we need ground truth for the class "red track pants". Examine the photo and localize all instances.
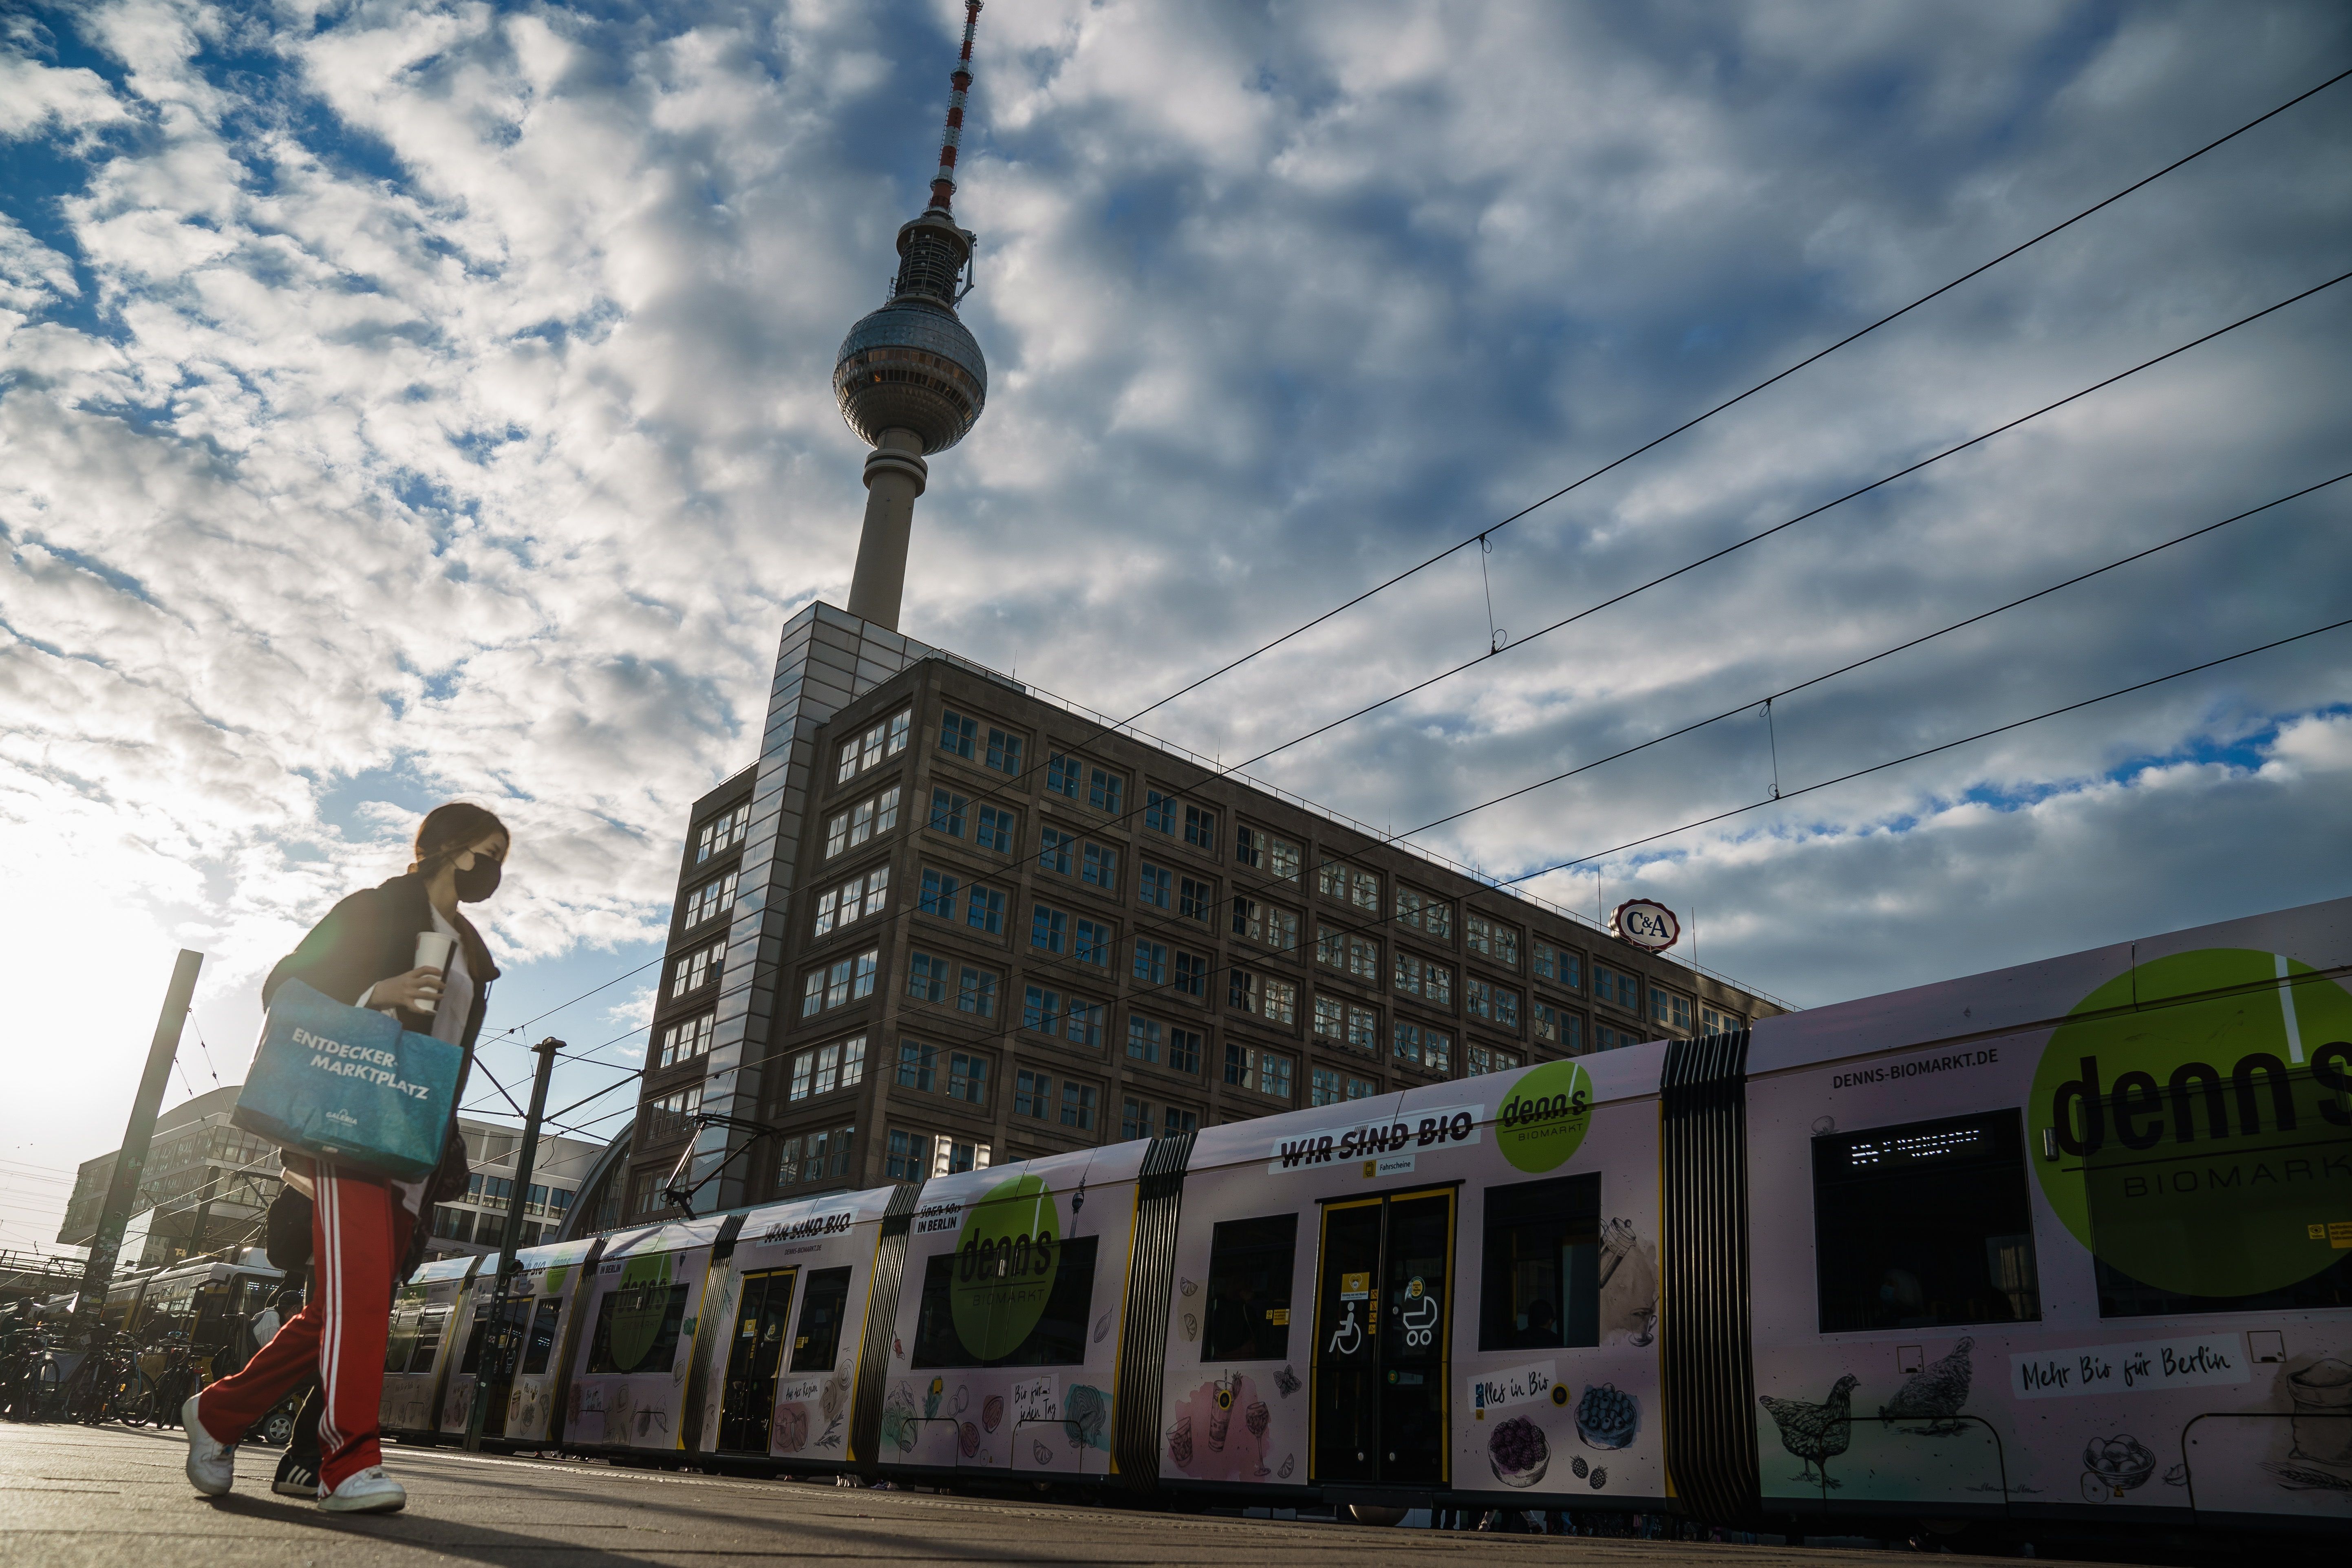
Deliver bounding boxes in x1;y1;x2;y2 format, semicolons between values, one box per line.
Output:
195;1164;414;1491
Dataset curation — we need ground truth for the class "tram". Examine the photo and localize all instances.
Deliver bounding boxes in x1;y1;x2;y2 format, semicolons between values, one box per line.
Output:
381;895;2350;1541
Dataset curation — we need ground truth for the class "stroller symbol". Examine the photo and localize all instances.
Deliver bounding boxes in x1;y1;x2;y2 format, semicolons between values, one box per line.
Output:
1397;1278;1438;1348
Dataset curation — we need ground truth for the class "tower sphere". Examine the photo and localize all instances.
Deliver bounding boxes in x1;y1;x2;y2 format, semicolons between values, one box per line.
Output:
833;297;987;454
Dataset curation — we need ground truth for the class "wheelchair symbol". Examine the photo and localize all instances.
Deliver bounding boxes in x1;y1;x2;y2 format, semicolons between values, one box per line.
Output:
1327;1302;1363;1356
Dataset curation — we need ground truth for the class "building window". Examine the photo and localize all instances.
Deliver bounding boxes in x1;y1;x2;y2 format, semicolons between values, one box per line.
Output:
897;1040;937;1092
1231;897;1298;953
1038;826;1074;875
1317;859;1379;911
814;866;889;936
1074;917;1114;968
1467;914;1521;970
929;788;969;838
885;1129;929;1181
1533;1003;1581;1052
937;1136;991;1178
938;708;977;759
1593;964;1639;1012
1173;951;1207;997
838;710;912;783
949;1052;988;1105
1223;1043;1293;1100
1088;767;1123;814
986;727;1023;773
1166;1025;1202;1074
976;805;1017;852
1059;1082;1098;1131
1313;997;1380;1055
1066;1000;1105;1047
800;949;879;1016
1651;989;1693;1032
788;1036;867;1101
1594;1022;1639;1052
1081;841;1118;891
1127;1015;1162;1064
1229;968;1297;1025
646;1083;703;1141
1183;804;1216;850
1014;1070;1052;1119
1178;876;1214;922
1395;1022;1455;1074
1144;790;1176;834
672;939;726;999
965;884;1006;935
1022;985;1061;1034
1122;1096;1154;1141
1393;953;1453;1007
1533;940;1580;989
695;803;750;864
906;951;950;1005
1311;1067;1343;1107
1164;1106;1199;1137
1046;753;1081;798
826;785;901;858
1237;828;1300;882
1465;1042;1521;1078
777;1123;854;1186
1701;1004;1743;1036
1394;884;1453;939
1138;862;1171;909
659;1012;715;1068
919;868;960;917
1467;978;1520;1029
1022;986;1104;1047
958;966;997;1018
1133;939;1168;985
1030;904;1068;955
682;871;739;931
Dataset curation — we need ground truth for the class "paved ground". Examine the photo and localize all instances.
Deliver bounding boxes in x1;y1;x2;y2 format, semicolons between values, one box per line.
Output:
1;1423;2039;1567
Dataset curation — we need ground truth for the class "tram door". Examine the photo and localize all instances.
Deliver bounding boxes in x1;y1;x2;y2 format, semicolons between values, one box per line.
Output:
1311;1190;1455;1487
718;1269;798;1453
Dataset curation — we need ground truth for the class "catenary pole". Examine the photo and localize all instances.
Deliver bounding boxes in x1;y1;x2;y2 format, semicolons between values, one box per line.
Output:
464;1036;562;1451
68;950;204;1345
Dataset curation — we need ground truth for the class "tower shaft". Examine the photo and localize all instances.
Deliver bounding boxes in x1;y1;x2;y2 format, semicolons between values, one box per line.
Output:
847;428;927;630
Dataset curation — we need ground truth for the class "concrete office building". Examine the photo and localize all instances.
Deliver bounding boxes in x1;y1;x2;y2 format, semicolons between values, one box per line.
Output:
60;1087;600;1269
573;7;1787;1231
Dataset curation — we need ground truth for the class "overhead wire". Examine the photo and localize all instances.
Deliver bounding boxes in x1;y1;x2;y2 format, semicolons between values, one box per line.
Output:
432;66;2352;1068
517;257;2349;1090
1115;63;2352;727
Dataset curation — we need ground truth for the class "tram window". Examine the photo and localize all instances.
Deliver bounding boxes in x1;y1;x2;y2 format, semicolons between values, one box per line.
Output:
1479;1173;1601;1352
1201;1214;1297;1362
584;1282;693;1374
520;1299;562;1374
790;1267;855;1372
910;1235;1101;1369
1813;1109;2041;1333
408;1306;452;1374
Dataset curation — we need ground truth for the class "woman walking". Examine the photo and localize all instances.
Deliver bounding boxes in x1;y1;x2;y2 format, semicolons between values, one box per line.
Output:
184;803;507;1513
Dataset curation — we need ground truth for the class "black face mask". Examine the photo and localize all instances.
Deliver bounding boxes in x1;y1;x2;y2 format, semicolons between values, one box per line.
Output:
454;856;503;903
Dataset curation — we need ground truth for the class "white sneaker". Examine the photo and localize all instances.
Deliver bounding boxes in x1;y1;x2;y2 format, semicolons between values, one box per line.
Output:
318;1465;406;1514
183;1395;235;1496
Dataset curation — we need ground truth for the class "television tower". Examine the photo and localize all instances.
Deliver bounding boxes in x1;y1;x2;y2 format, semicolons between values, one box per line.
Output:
834;0;988;631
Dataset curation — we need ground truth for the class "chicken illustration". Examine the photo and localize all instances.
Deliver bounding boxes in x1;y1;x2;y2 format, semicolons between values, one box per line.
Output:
1760;1374;1860;1488
1881;1338;1974;1435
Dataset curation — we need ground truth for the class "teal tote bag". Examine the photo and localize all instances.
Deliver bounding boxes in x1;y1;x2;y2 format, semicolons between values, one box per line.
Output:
232;979;463;1180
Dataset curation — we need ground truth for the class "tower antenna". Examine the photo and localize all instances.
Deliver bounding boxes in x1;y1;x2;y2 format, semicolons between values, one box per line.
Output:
832;0;990;631
931;0;982;215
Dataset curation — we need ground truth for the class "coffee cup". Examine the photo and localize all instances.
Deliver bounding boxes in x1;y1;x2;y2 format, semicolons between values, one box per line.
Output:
414;931;456;979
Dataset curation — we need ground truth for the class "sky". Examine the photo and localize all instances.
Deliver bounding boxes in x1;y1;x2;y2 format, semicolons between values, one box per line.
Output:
4;0;2349;1253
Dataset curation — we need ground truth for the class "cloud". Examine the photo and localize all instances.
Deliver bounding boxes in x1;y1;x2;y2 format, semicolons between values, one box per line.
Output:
0;0;2348;1224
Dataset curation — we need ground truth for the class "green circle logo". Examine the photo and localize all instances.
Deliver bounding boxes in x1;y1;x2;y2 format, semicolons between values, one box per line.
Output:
949;1173;1064;1361
2030;948;2352;1300
1495;1059;1596;1173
